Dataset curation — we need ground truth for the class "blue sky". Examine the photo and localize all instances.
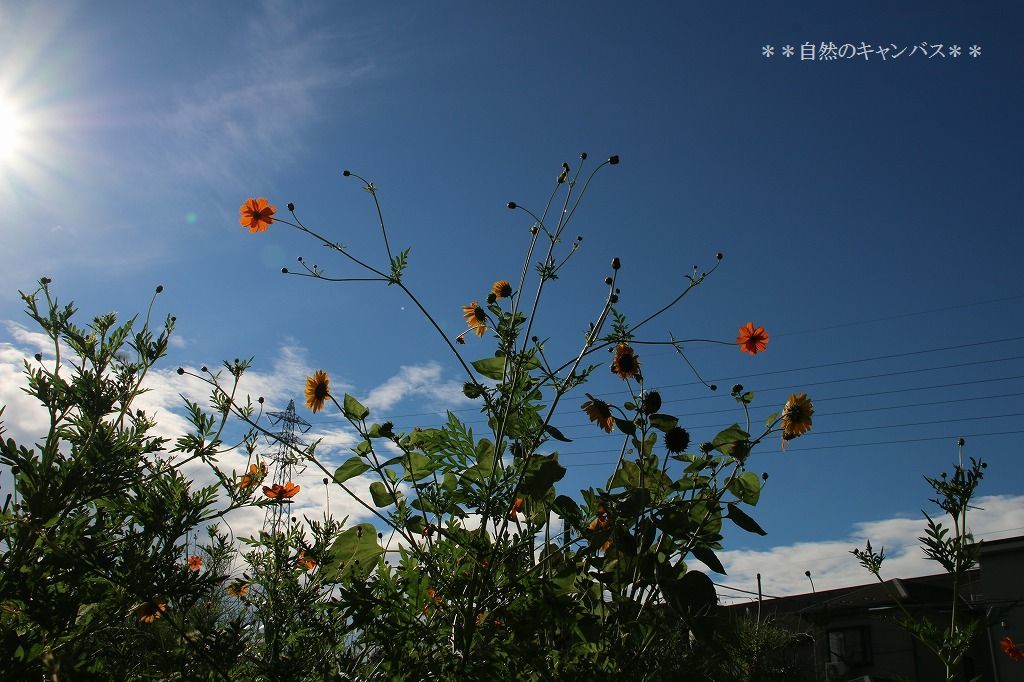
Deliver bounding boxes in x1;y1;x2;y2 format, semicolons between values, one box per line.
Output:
1;1;1022;601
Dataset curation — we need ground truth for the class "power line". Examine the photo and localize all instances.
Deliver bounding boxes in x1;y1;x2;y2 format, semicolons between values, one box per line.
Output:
308;335;1024;424
563;429;1024;467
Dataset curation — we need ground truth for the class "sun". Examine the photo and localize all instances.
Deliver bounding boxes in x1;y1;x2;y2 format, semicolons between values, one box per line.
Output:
0;99;24;164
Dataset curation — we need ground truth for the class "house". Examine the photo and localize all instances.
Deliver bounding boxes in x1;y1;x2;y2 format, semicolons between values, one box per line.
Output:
725;535;1024;681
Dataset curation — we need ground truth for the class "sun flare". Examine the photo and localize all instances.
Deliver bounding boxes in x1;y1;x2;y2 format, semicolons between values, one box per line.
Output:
0;99;24;164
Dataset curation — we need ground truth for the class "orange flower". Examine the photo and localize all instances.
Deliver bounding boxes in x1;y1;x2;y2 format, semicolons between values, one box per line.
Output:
226;580;249;598
186;555;203;571
462;301;487;336
1001;636;1024;661
587;507;613;552
263;481;300;501
587;506;611;532
781;393;814;443
239;462;267;490
491;280;512;300
737;322;769;355
509;498;524;520
239;197;276;233
582;395;615;433
423;587;444;614
137;599;167;623
305;370;330;414
611;343;640;380
297;550;317;571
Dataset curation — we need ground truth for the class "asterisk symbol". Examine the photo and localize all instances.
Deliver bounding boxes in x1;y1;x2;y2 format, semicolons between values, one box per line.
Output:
949;45;962;58
782;45;795;58
762;45;775;58
969;45;981;58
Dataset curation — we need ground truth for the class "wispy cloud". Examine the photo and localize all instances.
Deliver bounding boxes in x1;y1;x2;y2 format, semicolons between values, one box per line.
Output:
361;361;472;414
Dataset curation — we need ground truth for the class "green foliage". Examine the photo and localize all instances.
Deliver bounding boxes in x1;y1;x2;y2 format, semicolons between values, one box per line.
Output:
852;450;988;682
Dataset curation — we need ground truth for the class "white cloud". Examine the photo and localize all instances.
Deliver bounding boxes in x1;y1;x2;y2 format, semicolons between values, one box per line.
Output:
361;361;472;414
716;494;1024;604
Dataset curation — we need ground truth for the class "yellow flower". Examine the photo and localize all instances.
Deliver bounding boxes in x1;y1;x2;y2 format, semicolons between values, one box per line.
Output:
781;392;814;442
226;580;249;598
462;301;487;337
582;395;615;433
137;599;167;623
611;343;640;380
305;369;330;413
491;280;512;300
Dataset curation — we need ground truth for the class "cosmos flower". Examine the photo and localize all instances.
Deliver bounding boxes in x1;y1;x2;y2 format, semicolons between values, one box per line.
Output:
186;555;203;571
509;498;524;520
462;301;487;337
263;481;301;501
298;551;317;571
305;370;330;413
582;396;615;433
491;280;512;300
781;393;814;442
239;462;267;490
239;197;276;233
737;322;769;355
611;343;640;380
137;600;167;623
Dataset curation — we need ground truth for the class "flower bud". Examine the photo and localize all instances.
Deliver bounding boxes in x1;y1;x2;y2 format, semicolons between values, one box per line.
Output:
716;252;724;260
33;353;42;362
342;170;351;176
611;257;620;270
507;201;517;209
731;384;743;395
176;368;184;375
287;202;295;211
762;472;769;481
258;397;264;404
41;277;51;285
282;268;289;274
958;437;965;447
608;155;620;165
604;277;613;285
709;384;717;391
486;293;497;304
155;285;164;294
580;152;588;160
609;294;618;304
201;366;208;373
323;477;329;484
463;382;484;399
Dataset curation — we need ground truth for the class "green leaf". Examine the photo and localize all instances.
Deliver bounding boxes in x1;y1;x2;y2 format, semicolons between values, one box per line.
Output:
765;411;780;429
322;523;384;581
343;393;370;420
610;460;640;490
649;414;678;432
691;545;726;575
334;457;371;484
726;504;767;536
614;418;636;436
519;453;566;498
472;357;506;380
552;495;582;523
728;471;761;505
544;424;573;443
402;451;436;481
353;440;372;456
711;424;749;456
369;481;393;507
